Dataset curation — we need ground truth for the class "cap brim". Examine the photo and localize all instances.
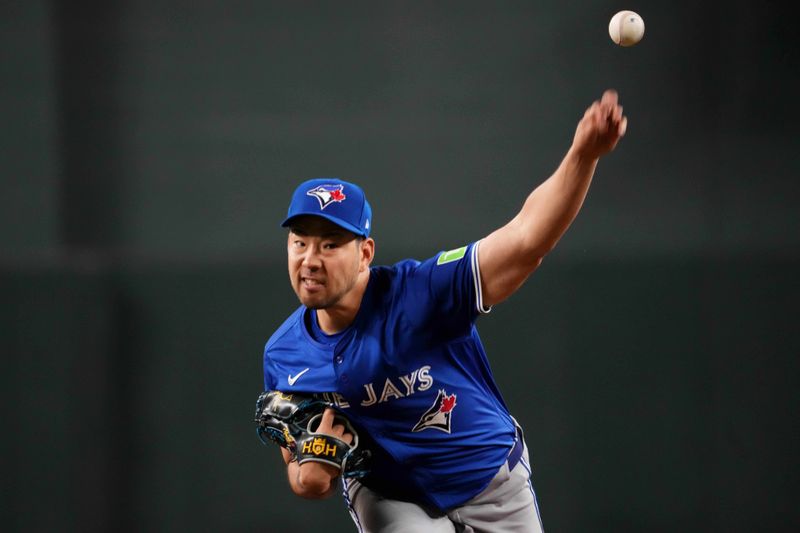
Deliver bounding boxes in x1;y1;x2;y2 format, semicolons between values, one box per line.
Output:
281;212;367;237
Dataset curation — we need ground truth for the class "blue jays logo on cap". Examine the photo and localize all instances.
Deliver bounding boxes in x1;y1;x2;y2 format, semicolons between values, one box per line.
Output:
307;184;347;210
281;177;373;238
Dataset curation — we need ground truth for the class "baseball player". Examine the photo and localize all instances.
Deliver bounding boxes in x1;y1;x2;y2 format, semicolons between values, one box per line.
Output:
260;90;627;532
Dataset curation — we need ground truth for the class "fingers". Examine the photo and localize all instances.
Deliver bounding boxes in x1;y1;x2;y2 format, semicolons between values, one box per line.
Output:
618;116;628;137
584;94;620;124
601;89;619;107
319;407;335;429
595;90;625;131
572;89;626;157
335;427;354;445
318;408;354;445
599;92;622;122
612;104;623;125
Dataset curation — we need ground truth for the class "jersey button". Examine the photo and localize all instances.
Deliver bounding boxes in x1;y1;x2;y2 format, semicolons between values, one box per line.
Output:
340;373;349;383
335;355;344;364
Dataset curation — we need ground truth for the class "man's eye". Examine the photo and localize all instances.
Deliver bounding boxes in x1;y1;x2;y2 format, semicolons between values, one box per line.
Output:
323;243;338;250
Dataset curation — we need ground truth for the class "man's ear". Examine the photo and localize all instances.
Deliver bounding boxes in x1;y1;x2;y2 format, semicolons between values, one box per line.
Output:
360;238;375;270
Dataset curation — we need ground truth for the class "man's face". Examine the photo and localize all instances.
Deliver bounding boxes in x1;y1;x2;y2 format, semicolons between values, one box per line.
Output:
287;216;371;309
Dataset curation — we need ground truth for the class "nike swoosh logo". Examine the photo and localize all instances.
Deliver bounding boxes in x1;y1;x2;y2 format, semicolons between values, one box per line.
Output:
287;368;310;386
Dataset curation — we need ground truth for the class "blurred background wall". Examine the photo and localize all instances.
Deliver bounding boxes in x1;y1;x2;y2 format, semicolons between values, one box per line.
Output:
2;1;798;531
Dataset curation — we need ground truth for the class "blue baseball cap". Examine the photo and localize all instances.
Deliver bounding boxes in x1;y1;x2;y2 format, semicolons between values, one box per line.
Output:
281;178;372;238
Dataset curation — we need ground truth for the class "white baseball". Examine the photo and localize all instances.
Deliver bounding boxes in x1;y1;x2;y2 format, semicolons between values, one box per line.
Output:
609;10;645;47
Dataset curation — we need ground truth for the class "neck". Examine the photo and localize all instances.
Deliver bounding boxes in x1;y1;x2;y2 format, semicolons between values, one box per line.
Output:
315;269;370;334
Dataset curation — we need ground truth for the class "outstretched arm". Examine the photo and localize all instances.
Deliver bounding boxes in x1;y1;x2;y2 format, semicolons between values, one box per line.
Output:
479;90;627;307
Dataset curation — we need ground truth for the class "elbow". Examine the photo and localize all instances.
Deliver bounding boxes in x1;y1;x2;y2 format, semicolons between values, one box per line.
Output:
512;221;558;261
527;233;561;260
519;235;550;264
531;244;554;261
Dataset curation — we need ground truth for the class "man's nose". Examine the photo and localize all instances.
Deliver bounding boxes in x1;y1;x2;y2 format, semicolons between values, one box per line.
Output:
301;245;322;268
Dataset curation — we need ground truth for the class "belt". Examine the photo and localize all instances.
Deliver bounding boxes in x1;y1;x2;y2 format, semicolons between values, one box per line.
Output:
507;426;524;471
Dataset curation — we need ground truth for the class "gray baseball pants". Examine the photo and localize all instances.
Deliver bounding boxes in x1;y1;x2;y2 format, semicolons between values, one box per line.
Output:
342;438;544;533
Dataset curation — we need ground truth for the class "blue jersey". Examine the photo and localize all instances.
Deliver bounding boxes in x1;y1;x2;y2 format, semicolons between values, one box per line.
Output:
263;241;518;511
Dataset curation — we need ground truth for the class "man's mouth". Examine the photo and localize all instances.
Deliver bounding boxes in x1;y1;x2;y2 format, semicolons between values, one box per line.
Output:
301;277;324;288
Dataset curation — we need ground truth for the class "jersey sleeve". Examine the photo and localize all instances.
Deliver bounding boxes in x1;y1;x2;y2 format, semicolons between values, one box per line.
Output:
402;240;491;331
263;344;277;390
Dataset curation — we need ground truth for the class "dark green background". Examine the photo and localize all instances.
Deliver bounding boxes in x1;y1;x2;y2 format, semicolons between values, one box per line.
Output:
3;1;798;532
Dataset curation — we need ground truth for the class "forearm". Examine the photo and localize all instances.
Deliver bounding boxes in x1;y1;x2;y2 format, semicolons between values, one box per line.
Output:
513;146;599;258
284;449;340;499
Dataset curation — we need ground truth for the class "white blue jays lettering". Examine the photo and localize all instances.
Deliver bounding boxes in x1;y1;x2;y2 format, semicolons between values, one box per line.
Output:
322;366;433;409
322;391;351;409
349;365;434;407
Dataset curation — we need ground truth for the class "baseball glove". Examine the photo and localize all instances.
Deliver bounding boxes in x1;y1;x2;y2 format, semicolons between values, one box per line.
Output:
254;390;371;478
